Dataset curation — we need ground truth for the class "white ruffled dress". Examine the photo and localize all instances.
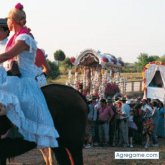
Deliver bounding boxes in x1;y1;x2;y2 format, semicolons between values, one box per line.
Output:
0;34;59;148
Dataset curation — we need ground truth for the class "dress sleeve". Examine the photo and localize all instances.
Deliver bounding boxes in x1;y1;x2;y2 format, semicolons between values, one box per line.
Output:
16;34;37;53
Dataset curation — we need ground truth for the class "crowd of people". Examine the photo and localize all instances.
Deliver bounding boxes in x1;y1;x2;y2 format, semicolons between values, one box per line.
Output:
84;95;165;149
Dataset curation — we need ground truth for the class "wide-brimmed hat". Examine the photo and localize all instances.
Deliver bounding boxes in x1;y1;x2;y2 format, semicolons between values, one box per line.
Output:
126;100;131;104
106;96;113;103
100;98;106;103
119;97;127;102
0;18;8;27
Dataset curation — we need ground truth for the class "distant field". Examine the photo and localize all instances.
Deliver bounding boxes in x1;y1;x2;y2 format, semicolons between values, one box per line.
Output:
48;75;67;84
121;72;142;80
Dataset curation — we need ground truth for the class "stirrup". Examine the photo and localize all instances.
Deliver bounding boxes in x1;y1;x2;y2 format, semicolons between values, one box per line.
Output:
0;103;7;116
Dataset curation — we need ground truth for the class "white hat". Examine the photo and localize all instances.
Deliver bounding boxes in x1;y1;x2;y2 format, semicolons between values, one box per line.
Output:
126;100;131;104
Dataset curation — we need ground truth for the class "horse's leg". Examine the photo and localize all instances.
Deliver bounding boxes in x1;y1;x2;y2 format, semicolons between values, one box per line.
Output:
40;148;49;165
48;147;56;165
40;147;54;165
53;145;83;165
70;148;83;165
67;145;83;165
52;147;74;165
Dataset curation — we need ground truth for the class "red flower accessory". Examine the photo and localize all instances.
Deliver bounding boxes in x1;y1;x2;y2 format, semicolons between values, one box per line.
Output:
15;3;23;10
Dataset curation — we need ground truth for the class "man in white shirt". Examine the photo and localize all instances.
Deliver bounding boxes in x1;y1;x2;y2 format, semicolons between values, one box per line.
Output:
118;97;131;147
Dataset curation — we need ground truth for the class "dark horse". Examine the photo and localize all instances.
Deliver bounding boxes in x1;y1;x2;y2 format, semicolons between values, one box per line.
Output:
0;84;88;165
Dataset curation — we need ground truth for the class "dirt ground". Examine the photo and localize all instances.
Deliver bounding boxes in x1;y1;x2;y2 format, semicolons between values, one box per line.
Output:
7;138;165;165
83;141;165;165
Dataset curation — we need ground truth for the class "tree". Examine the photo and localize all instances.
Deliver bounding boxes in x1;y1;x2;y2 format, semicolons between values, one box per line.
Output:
135;53;160;71
122;62;137;73
46;59;60;79
54;50;66;65
59;57;75;75
148;55;160;62
160;55;165;63
135;53;149;71
63;57;74;68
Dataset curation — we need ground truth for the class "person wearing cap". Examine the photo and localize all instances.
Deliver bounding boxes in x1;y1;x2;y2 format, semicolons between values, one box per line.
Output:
141;99;153;148
0;18;9;47
106;97;114;121
157;101;165;138
141;99;153;113
117;97;130;147
113;99;122;145
97;98;112;146
106;97;116;146
0;3;59;148
0;18;10;67
84;96;98;148
151;100;159;147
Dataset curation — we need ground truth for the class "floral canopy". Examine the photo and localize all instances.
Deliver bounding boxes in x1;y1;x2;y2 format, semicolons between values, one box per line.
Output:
71;49;124;68
67;49;124;98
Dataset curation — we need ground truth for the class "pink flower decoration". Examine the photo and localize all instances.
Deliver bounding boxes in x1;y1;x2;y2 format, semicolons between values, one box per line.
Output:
104;83;120;97
102;57;109;63
15;3;23;10
70;57;75;64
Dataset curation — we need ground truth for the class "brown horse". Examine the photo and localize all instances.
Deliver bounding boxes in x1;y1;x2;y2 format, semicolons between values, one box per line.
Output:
0;84;88;165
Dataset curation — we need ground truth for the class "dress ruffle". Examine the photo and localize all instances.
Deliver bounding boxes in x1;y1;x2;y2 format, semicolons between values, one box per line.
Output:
0;67;59;148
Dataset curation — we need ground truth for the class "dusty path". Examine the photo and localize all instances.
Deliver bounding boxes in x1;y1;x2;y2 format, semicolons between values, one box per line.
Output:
7;138;165;165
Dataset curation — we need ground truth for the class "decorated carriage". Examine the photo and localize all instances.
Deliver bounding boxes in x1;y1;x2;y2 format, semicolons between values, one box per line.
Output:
66;49;125;98
143;61;165;102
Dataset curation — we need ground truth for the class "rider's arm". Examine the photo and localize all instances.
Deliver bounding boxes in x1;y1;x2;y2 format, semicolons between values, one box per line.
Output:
0;40;29;63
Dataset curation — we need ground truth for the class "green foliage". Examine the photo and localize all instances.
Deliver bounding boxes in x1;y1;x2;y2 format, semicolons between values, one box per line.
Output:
54;50;66;61
122;63;137;73
64;57;74;68
135;53;160;71
135;53;149;71
160;55;165;62
46;60;60;79
57;57;75;74
61;57;74;69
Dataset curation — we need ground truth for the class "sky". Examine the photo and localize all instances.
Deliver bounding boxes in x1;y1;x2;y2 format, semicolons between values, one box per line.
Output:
0;0;165;63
